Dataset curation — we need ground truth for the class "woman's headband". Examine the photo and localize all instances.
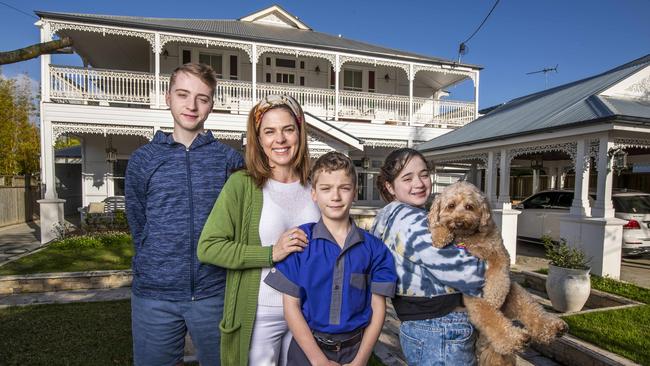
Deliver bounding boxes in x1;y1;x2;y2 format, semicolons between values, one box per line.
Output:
253;94;305;130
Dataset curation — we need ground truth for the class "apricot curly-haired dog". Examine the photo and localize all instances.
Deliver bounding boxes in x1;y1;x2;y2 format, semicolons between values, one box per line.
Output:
428;181;567;366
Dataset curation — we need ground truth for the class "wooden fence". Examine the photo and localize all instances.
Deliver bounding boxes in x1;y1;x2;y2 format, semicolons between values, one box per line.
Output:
0;176;41;228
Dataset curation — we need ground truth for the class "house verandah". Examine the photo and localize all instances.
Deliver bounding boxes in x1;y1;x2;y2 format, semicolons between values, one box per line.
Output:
37;5;482;243
417;54;650;278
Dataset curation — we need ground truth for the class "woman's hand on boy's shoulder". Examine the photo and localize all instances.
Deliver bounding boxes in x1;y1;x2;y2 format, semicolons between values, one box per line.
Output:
272;227;308;262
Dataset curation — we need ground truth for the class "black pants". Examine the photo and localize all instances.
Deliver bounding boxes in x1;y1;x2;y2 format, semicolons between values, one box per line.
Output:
286;333;362;365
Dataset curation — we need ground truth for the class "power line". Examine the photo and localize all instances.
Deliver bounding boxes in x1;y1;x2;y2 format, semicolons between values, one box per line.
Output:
0;1;37;19
457;0;500;62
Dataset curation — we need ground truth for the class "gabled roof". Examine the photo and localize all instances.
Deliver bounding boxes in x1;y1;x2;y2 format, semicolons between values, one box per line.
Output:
239;5;311;30
418;54;650;152
34;9;480;69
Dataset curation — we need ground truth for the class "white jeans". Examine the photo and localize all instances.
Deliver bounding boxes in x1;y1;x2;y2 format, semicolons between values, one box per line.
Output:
249;304;293;366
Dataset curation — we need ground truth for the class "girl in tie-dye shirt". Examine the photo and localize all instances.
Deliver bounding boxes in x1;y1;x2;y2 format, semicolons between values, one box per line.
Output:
371;148;485;366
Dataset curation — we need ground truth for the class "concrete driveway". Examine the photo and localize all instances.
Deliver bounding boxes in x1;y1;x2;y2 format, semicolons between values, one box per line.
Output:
0;222;42;265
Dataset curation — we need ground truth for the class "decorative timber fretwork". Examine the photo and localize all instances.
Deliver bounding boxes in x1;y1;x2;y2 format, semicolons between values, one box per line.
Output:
52;122;154;141
160;34;253;61
412;64;475;82
589;139;601;167
361;139;408;149
212;130;245;141
46;20;156;52
613;137;650;150
432;153;488;166
508;142;578;165
339;55;410;78
256;45;336;67
623;75;650;99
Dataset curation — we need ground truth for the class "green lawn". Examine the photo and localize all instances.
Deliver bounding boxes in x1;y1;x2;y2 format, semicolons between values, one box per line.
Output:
0;300;387;366
0;233;133;275
562;305;650;365
0;300;133;365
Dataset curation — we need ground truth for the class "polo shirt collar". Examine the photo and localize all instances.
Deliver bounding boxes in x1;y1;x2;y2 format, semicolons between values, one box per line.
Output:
312;218;364;253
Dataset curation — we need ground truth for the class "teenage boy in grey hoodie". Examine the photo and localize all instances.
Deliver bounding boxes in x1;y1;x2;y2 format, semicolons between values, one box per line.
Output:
126;63;243;366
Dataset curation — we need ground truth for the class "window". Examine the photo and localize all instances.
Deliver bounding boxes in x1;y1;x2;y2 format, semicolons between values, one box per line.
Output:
182;50;191;64
276;73;295;84
343;69;363;91
112;159;129;196
229;55;238;80
265;73;272;83
199;53;223;78
266;57;271;66
300;76;305;86
368;71;375;92
523;193;554;209
275;58;296;68
330;67;335;89
300;61;305;69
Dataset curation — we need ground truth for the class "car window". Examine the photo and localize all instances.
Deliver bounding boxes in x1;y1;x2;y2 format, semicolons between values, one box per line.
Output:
555;192;574;208
613;195;650;214
523;193;554;209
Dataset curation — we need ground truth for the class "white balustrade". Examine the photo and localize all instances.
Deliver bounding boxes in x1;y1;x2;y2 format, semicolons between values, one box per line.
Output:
49;65;475;127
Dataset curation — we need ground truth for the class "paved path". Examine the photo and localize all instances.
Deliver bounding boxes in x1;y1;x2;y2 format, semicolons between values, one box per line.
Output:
0;222;42;265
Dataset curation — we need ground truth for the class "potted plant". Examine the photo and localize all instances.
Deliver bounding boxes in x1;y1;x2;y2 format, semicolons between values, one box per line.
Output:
542;236;591;312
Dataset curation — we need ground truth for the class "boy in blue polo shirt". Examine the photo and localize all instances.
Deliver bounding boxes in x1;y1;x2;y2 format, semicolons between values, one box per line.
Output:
265;151;397;366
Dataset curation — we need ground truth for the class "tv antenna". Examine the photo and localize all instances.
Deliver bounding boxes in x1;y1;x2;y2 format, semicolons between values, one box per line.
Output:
526;64;558;89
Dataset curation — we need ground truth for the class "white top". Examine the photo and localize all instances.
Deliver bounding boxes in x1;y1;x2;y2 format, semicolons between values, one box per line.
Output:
258;178;320;306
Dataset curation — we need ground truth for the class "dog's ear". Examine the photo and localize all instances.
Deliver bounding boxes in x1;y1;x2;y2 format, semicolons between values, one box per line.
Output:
478;195;495;233
428;195;453;247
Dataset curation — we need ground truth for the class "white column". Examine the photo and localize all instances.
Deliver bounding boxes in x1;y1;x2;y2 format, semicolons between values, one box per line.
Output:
485;151;498;206
473;71;480;119
476;169;484;191
592;136;616;218
549;166;558;189
39;21;52;103
570;139;591;216
154;33;161;108
252;44;257;106
335;54;340;121
409;63;414;125
498;148;511;208
559;167;566;189
532;168;540;194
38;119;65;244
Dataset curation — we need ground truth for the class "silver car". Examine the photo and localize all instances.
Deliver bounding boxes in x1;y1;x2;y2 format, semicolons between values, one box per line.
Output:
514;190;650;257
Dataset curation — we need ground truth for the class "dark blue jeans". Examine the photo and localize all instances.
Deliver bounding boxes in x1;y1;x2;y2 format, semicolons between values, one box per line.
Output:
131;292;223;366
399;311;477;366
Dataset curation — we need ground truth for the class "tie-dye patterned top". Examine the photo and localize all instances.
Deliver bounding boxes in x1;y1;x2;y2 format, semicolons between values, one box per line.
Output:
370;201;485;298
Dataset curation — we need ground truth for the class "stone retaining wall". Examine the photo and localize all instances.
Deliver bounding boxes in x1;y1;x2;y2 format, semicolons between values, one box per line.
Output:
0;270;132;294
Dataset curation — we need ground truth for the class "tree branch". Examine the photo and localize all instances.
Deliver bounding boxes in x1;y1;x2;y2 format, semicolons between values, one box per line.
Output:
0;37;73;65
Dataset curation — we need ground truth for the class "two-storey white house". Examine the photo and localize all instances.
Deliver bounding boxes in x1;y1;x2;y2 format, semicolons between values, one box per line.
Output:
36;5;481;242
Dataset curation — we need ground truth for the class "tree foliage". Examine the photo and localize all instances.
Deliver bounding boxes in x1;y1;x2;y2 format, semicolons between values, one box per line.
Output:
0;74;40;175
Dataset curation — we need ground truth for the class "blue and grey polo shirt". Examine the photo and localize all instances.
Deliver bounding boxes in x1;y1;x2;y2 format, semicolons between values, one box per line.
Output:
264;219;397;334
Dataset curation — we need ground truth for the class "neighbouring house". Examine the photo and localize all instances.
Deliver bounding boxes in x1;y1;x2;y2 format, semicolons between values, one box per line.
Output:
417;54;650;278
35;5;481;243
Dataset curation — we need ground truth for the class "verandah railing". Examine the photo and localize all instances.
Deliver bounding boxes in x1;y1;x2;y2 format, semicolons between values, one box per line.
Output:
49;65;474;127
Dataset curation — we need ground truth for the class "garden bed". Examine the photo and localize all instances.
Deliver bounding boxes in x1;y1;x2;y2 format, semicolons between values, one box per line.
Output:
517;270;648;365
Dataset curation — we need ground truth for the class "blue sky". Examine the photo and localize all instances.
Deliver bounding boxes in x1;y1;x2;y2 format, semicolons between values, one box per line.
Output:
1;0;648;108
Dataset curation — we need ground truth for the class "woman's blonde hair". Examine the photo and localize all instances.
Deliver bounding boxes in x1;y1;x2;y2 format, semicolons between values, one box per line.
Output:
245;95;310;188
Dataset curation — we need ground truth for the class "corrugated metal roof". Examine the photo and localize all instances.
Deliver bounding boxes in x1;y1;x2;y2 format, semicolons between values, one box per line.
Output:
417;54;650;152
35;11;480;69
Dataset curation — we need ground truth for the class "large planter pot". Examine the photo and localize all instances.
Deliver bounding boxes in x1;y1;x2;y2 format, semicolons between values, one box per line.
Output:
546;264;591;312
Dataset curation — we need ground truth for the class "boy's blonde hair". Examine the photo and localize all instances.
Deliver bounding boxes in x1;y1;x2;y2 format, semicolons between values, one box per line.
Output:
310;152;357;187
169;63;218;96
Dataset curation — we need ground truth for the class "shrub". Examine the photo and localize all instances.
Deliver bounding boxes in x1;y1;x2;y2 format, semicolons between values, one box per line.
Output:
82;210;129;233
542;236;590;270
49;232;131;250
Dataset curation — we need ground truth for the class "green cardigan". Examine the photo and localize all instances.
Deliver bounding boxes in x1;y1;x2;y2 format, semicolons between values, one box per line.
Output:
197;171;273;366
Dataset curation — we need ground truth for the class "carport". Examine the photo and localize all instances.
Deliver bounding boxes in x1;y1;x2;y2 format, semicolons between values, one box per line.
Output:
417;54;650;278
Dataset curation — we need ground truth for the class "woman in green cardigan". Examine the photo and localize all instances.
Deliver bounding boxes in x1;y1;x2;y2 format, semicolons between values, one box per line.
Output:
198;94;320;366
